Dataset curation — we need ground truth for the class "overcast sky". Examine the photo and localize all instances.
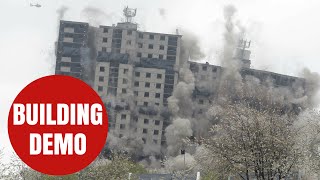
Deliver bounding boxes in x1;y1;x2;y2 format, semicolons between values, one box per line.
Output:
1;0;320;160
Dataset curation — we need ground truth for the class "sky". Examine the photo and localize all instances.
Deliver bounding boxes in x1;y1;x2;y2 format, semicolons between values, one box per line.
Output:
1;0;320;161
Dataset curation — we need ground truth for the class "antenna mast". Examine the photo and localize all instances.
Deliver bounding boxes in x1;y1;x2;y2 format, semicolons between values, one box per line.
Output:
123;6;137;23
238;39;251;59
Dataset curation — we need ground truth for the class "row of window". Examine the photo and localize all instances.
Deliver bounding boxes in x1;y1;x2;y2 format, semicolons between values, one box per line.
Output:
139;33;166;41
98;76;129;84
102;38;166;51
137;52;165;59
134;91;161;98
138;43;165;50
201;65;218;72
142;128;160;135
142;138;159;145
135;72;162;79
134;82;162;89
136;101;160;107
97;86;163;98
99;67;130;74
102;28;167;41
121;115;160;125
99;67;164;79
98;78;163;89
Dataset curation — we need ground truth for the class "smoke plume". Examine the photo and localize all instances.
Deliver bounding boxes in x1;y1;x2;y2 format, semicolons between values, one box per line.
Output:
179;30;205;65
81;7;114;27
300;68;320;107
165;118;193;156
56;6;68;23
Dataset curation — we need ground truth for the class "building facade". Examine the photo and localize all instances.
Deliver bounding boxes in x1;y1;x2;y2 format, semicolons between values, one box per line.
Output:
55;20;90;80
93;21;182;150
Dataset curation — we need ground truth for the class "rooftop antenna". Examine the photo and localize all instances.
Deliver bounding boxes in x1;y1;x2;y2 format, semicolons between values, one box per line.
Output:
123;6;137;23
238;39;251;59
238;39;251;50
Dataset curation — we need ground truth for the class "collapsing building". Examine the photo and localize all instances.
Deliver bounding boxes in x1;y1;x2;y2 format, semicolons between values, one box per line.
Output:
55;7;308;158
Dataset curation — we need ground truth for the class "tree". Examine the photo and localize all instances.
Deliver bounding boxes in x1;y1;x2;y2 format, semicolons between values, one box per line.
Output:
201;103;301;180
295;109;320;179
2;152;146;180
78;153;147;180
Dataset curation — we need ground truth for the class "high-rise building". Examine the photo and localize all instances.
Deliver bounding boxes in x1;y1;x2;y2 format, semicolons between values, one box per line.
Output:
55;7;307;156
94;22;181;149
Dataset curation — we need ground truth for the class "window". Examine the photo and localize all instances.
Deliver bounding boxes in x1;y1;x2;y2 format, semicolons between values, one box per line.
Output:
154;130;159;135
139;33;143;38
102;47;107;52
98;86;103;92
133;117;138;122
202;65;207;71
134;91;138;96
144;119;149;124
122;88;127;94
137;52;142;58
122;78;128;84
148;54;153;58
153;140;158;144
157;74;162;79
146;73;151;78
148;44;153;49
120;124;125;130
143;129;148;134
121;114;126;120
103;38;108;43
160;35;165;40
143;102;148;106
155;120;160;125
127;30;132;35
123;69;128;74
156;83;161;89
155;93;160;98
138;43;143;48
135;72;140;77
119;134;123;138
103;28;108;33
167;56;176;61
100;66;105;72
127;40;131;45
134;81;139;87
145;82;150;88
199;99;204;104
160;45;164;50
212;67;217;72
155;103;160;106
149;34;154;39
99;76;104;82
159;55;163;59
144;92;149;97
